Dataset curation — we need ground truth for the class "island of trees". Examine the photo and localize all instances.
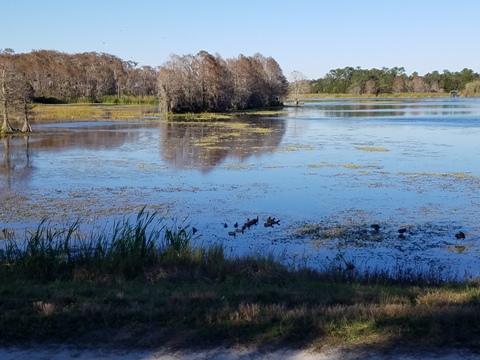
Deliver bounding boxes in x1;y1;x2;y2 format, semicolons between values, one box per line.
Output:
2;47;480;132
157;51;287;113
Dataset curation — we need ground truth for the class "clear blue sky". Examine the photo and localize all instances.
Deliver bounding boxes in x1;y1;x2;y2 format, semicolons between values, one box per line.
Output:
2;0;479;80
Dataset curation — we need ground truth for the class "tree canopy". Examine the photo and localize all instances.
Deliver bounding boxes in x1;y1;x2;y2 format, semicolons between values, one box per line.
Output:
1;49;158;104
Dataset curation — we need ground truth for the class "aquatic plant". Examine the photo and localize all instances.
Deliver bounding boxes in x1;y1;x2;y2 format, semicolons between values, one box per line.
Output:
355;146;390;152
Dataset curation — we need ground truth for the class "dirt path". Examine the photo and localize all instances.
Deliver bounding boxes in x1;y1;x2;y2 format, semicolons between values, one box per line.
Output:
0;346;478;360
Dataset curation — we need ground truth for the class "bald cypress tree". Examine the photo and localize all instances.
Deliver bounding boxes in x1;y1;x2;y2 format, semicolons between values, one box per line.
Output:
0;49;34;133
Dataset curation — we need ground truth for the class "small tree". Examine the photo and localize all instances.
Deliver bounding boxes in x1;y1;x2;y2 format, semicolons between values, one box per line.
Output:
289;70;310;104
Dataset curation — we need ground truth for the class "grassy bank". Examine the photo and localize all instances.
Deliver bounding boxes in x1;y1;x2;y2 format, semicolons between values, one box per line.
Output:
31;104;287;122
32;104;163;121
1;211;480;352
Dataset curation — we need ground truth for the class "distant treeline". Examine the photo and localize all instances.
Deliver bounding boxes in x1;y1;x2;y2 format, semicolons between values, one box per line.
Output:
309;66;480;95
2;48;480;114
0;49;158;103
0;49;288;113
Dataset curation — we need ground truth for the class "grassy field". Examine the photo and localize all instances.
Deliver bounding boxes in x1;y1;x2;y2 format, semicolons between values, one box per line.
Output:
1;210;480;352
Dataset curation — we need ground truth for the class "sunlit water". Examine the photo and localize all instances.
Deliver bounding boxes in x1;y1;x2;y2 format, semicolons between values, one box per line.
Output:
2;97;480;279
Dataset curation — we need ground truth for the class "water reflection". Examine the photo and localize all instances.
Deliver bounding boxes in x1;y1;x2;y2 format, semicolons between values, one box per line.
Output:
159;117;286;171
0;136;33;191
294;97;480;119
0;118;287;186
31;122;145;150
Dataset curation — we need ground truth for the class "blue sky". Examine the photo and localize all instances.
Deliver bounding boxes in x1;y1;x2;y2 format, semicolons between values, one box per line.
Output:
2;0;479;80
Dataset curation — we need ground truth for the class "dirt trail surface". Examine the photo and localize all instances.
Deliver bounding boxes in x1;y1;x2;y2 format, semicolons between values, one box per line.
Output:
0;346;478;360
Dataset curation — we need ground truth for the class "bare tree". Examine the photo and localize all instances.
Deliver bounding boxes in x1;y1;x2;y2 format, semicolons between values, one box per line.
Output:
289;70;310;104
157;54;185;113
228;54;262;110
256;55;287;106
364;79;378;95
196;51;231;111
392;76;407;93
410;75;427;93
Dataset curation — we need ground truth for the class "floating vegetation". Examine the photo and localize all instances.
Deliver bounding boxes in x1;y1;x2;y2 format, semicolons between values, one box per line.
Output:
182;112;231;121
224;132;242;138
138;163;169;170
194;135;221;145
307;163;336;168
203;145;231;150
275;145;314;152
293;219;386;246
223;163;253;169
397;171;479;179
355;146;390;152
250;127;274;134
342;164;381;169
447;244;467;254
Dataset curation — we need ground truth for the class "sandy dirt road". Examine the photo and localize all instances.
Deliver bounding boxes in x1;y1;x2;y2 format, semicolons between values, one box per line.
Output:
0;345;478;360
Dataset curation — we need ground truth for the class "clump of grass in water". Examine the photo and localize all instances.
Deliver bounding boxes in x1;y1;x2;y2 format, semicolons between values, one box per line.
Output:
397;171;479;179
342;164;381;169
355;146;390;152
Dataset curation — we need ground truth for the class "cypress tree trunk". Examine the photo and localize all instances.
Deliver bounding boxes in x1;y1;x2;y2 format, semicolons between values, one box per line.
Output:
21;100;32;132
1;68;13;132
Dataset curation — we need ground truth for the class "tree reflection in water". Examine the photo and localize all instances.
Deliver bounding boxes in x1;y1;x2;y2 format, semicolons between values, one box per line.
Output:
159;117;286;171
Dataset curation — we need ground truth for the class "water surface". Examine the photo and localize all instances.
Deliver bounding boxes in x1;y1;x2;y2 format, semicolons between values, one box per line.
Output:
2;97;480;279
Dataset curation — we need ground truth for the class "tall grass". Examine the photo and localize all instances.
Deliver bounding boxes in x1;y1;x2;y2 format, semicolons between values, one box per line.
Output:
1;218;80;281
102;95;158;105
0;208;192;282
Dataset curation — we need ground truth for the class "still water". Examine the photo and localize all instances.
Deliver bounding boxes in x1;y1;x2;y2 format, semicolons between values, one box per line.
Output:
2;97;480;278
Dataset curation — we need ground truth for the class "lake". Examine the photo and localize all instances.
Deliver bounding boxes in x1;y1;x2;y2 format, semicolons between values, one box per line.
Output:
2;97;480;279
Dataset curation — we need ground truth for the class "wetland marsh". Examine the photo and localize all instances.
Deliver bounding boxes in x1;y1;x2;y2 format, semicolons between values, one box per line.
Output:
2;97;480;280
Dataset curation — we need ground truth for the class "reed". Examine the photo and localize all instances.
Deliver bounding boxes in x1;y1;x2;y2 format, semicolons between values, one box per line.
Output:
0;208;187;281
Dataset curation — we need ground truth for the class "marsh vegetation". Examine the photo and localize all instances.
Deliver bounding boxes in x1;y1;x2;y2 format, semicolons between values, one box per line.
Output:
2;210;480;352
